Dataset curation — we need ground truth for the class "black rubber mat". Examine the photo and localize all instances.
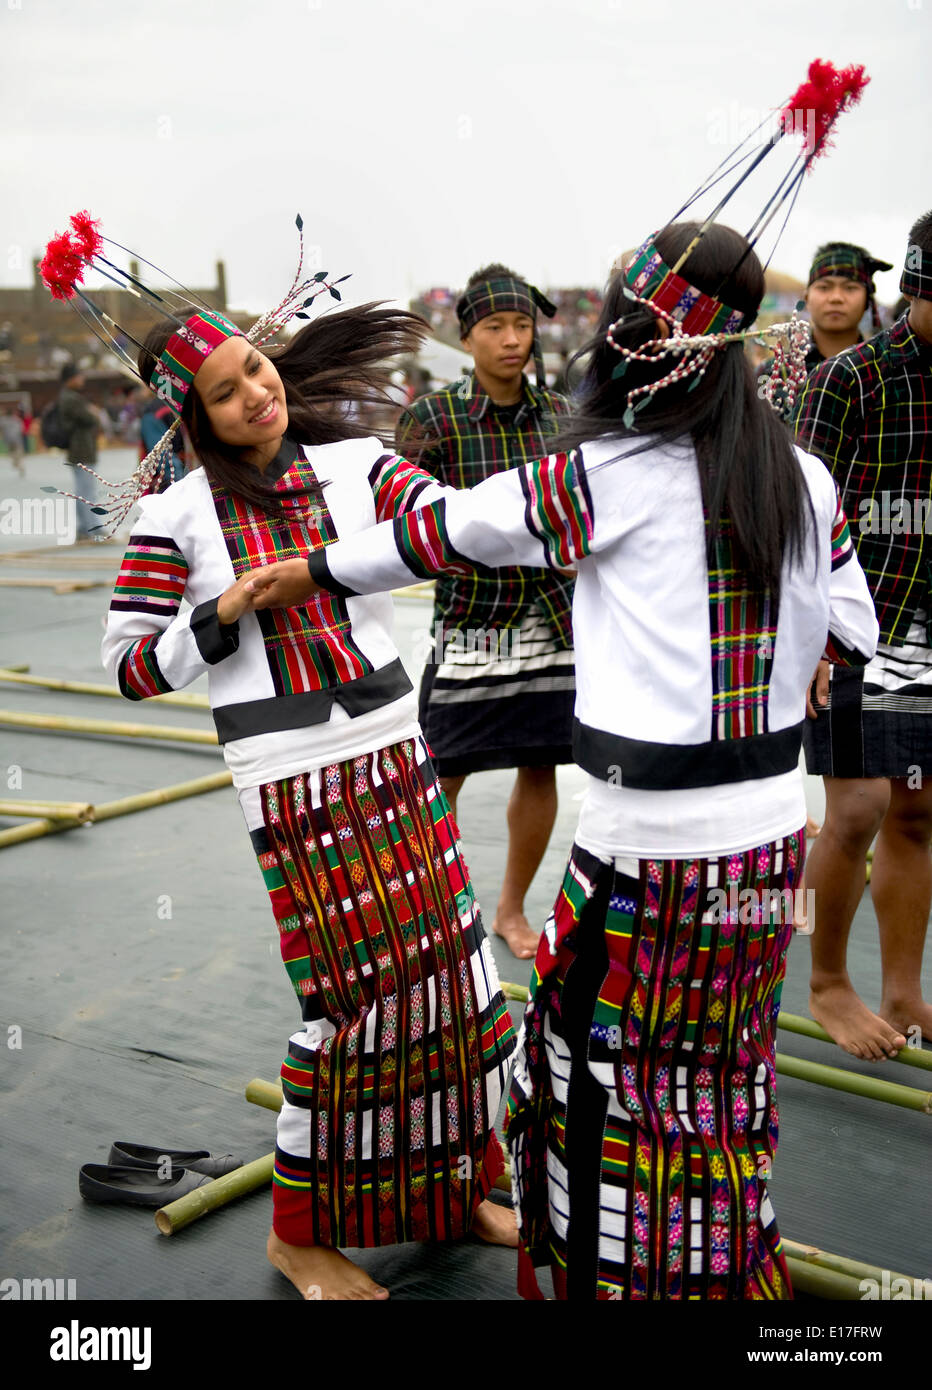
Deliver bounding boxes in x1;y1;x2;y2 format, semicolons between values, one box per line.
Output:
1;454;929;1313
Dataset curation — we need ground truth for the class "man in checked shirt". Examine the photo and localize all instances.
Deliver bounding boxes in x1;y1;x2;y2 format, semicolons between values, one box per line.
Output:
795;210;932;1062
397;265;571;959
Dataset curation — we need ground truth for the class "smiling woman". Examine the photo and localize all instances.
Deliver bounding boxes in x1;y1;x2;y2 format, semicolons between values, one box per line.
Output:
136;303;426;520
195;338;289;462
90;260;519;1301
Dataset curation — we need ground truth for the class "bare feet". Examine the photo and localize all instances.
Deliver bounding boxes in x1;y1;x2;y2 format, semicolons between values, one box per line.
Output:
471;1198;519;1247
878;995;932;1046
492;909;539;960
267;1230;389;1300
810;978;906;1061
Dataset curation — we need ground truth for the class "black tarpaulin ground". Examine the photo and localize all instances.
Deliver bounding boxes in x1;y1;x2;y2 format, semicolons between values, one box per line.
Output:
0;450;929;1305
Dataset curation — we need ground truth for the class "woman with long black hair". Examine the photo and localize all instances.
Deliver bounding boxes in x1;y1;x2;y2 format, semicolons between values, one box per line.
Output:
101;300;518;1300
245;220;879;1299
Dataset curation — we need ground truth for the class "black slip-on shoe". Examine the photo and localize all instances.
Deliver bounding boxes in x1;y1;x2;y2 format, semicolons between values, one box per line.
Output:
107;1142;241;1179
79;1163;215;1208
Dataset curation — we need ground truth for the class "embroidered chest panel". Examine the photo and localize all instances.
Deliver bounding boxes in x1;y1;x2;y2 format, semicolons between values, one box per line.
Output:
211;459;374;694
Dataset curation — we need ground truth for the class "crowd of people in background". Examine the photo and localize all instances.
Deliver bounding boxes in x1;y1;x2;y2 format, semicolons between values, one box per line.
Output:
0;265;908;496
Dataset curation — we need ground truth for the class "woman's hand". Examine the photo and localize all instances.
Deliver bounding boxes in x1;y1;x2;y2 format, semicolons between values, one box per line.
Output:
244;558;320;610
217;573;265;626
806;658;831;719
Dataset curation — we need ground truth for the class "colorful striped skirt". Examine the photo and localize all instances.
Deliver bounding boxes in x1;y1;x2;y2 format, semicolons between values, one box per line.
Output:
506;833;805;1300
239;736;516;1248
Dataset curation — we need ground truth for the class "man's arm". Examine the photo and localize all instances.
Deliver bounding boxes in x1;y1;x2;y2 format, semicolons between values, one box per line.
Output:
792;357;861;476
823;488;879;667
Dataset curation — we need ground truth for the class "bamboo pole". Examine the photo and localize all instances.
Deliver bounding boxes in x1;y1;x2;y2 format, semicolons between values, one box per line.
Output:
0;798;94;822
155;1153;274;1236
783;1258;865;1300
244;1084;931;1281
775;1051;932;1113
245;1078;283;1111
0;669;210;709
0;709;217;745
0;770;232;849
0;577;102;592
0;552;120;565
499;983;932;1074
778;1010;932;1072
501;981;530;1003
0;543;116;559
782;1238;927;1291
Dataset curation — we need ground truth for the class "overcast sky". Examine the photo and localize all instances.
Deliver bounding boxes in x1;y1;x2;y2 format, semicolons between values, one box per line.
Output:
2;0;926;316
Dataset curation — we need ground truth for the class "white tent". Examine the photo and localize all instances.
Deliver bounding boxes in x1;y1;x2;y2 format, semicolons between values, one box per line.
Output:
412;336;470;386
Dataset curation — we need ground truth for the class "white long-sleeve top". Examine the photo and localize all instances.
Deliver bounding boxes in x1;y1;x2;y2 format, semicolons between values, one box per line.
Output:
101;437;449;790
309;436;879;856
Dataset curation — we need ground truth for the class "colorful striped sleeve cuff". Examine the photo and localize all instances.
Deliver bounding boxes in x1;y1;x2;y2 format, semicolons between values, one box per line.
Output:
117;633;173;700
519;451;593;567
390;500;491;580
110;534;188;615
368;453;437;523
829;493;855;572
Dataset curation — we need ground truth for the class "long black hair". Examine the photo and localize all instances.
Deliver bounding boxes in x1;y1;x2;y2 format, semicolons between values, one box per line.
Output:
138;303;429;518
553;222;814;594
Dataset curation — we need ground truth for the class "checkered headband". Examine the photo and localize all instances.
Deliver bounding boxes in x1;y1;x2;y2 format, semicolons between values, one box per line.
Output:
456;275;557;388
901;242;932;301
807;243;892;290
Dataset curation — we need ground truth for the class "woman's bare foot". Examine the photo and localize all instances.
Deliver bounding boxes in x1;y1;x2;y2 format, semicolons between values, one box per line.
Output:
878;995;932;1046
267;1230;389;1300
492;909;539;960
810;978;906;1061
471;1198;519;1247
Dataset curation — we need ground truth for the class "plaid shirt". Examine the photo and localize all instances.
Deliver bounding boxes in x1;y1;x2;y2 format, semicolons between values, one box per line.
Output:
793;314;932;645
396;370;573;643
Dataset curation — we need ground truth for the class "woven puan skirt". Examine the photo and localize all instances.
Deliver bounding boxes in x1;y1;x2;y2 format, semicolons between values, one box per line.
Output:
804;611;932;779
239;736;516;1247
418;603;575;776
505;833;804;1300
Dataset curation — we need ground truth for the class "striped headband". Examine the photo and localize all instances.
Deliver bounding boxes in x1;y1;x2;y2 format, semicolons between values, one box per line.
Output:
900;242;932;302
624;236;746;336
150;310;244;415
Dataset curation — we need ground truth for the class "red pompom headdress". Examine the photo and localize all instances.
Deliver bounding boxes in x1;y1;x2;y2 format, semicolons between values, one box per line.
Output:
37;212;350;535
608;58;870;429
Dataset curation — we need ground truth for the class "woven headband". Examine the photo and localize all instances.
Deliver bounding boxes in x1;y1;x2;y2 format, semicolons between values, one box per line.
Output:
901;242;932;302
624;236;746;336
150;310;243;415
